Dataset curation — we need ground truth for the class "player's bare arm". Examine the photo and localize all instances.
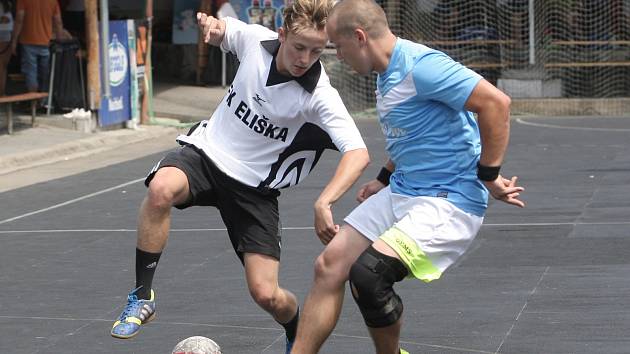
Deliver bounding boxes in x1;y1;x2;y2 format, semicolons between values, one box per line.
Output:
465;79;525;208
314;148;369;244
196;12;226;47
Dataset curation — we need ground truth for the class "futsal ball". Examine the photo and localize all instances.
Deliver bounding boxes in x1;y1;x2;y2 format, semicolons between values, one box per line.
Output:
171;336;222;354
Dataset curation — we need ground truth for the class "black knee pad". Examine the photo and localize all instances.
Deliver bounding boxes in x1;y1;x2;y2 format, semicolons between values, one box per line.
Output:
349;246;409;328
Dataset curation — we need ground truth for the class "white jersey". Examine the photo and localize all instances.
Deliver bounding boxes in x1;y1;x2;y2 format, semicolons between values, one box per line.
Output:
177;17;365;190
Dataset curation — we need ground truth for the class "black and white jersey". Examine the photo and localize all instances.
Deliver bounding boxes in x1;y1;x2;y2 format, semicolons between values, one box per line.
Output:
177;17;366;190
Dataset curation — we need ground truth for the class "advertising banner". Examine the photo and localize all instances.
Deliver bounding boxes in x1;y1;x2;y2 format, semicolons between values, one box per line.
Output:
173;0;201;44
229;0;292;31
99;20;132;127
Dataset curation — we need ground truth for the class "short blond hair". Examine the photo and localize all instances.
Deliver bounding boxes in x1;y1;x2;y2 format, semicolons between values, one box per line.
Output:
283;0;334;34
330;0;388;38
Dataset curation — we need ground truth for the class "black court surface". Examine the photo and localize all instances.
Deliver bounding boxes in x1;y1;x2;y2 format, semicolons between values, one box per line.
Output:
1;117;630;354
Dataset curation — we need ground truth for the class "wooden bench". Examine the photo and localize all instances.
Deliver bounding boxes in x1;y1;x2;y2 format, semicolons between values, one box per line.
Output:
0;92;49;135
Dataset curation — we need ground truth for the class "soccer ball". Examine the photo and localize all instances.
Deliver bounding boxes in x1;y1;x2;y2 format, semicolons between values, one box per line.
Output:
171;336;222;354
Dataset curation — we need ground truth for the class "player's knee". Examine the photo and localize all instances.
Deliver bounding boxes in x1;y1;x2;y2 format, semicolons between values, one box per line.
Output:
146;174;183;209
313;248;350;285
146;183;176;210
349;247;408;328
249;283;279;312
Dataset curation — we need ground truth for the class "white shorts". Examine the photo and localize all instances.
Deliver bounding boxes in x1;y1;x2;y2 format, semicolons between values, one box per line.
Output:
344;186;483;282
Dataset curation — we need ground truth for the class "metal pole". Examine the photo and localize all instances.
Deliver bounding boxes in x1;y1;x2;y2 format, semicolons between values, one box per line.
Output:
47;49;56;116
100;0;111;97
528;0;535;65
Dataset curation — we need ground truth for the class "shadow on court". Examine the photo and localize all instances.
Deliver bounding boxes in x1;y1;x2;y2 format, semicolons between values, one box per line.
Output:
1;117;629;353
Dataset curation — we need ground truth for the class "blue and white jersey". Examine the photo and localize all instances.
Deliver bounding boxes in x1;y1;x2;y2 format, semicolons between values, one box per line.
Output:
376;38;488;216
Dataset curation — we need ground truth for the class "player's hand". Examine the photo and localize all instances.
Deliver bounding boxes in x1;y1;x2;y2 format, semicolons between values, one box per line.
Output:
483;175;525;207
314;202;339;245
197;12;225;45
356;179;385;203
10;41;17;56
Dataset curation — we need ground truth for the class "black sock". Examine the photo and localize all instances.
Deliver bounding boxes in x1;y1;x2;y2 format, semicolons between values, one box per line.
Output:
135;248;162;300
280;307;299;342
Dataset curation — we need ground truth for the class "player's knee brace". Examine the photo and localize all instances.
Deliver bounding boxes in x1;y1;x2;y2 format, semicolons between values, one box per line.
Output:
349;246;408;328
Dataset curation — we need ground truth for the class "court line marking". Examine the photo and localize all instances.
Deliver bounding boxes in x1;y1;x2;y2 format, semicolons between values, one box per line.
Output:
334;333;494;353
494;266;549;354
0;315;494;353
1;222;629;234
515;117;630;132
0;177;145;226
0;315;283;332
262;334;285;353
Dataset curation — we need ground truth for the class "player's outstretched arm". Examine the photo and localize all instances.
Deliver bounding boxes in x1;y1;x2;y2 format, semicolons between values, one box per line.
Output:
197;12;226;47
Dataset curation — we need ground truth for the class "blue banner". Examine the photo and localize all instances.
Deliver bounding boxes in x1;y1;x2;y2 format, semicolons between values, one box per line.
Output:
100;20;132;127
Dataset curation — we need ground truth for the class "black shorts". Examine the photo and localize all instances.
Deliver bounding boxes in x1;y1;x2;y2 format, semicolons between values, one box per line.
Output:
145;145;282;262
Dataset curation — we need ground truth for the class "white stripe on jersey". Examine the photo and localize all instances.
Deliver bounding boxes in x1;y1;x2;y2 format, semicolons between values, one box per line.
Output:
376;72;416;119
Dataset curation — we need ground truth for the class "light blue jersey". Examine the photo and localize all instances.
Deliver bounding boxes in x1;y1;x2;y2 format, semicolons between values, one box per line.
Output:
376;38;488;216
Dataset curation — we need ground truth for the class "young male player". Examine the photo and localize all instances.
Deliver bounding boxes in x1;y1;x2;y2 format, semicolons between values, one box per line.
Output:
110;1;369;353
291;0;525;353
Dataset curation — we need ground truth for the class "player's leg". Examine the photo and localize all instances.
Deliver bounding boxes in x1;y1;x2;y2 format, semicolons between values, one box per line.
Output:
291;225;372;353
292;187;398;353
351;240;408;354
244;252;299;347
214;170;298;351
135;166;190;294
356;196;484;353
112;148;201;339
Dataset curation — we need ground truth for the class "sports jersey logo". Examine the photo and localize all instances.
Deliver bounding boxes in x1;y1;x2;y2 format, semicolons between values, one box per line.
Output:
234;100;289;142
260;123;336;190
266;150;318;189
381;121;407;138
253;93;267;106
226;86;289;142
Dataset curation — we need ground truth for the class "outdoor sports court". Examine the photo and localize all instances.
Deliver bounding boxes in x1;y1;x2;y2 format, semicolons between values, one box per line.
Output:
1;116;629;353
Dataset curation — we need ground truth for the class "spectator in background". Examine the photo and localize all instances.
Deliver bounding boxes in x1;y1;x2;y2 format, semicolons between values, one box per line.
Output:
0;0;13;96
10;0;70;93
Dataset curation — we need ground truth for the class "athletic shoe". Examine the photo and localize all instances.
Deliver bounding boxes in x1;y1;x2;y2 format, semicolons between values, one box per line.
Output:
111;287;156;339
285;336;294;354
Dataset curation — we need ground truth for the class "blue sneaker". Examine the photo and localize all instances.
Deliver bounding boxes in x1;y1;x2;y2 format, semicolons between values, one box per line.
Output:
111;288;156;339
285;336;294;354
